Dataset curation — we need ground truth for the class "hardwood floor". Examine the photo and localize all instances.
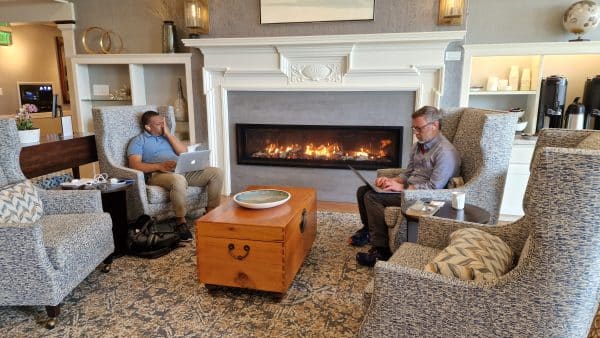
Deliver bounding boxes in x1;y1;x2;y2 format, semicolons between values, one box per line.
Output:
220;195;358;213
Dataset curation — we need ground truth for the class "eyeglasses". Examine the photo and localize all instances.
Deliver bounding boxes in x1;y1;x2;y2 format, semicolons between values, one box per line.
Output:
411;121;434;133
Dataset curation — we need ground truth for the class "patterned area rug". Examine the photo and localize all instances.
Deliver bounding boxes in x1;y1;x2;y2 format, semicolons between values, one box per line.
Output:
0;211;373;337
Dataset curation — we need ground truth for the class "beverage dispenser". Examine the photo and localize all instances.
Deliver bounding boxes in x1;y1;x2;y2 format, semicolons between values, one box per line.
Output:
582;75;600;130
536;75;568;134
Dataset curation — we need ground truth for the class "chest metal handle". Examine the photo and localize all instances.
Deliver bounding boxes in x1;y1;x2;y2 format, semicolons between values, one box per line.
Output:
228;243;250;260
299;208;307;233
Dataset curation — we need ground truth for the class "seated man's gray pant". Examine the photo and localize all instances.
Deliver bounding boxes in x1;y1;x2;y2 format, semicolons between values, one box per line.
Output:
357;185;401;249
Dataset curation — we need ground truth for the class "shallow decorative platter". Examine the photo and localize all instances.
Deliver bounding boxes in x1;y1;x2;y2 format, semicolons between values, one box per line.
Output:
233;189;291;209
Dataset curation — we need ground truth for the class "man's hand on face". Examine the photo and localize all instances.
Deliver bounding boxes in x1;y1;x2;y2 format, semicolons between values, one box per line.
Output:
161;117;171;137
159;160;177;172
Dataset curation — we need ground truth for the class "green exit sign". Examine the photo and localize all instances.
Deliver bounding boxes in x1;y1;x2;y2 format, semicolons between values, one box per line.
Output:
0;31;11;46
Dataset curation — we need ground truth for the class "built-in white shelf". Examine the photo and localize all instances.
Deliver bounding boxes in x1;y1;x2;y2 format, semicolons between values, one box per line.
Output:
70;53;199;143
469;90;536;96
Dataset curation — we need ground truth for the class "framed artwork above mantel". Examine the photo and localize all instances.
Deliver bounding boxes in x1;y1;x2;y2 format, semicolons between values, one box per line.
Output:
260;0;375;24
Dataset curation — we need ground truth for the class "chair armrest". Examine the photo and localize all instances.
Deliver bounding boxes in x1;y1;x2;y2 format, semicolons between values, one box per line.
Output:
401;188;454;205
360;261;499;336
0;222;54;281
37;189;103;215
383;206;404;228
417;216;529;254
377;168;405;178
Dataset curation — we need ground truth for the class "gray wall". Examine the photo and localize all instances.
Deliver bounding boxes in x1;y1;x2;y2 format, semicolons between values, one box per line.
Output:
228;91;414;202
0;24;63;115
466;0;600;43
71;0;465;107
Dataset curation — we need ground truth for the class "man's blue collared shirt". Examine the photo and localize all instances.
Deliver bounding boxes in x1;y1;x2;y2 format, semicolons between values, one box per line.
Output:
127;131;178;163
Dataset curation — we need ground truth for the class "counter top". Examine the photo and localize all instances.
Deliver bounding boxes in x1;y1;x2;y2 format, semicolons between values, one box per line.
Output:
514;133;537;145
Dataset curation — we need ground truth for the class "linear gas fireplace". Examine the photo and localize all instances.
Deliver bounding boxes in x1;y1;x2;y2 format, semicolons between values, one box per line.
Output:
236;124;403;170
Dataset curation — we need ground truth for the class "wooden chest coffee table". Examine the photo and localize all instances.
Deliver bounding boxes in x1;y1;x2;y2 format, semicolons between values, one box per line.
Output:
195;185;317;297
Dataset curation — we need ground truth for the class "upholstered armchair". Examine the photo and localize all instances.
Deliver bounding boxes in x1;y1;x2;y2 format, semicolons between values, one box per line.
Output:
359;131;600;337
0;119;114;329
92;105;207;222
378;107;517;251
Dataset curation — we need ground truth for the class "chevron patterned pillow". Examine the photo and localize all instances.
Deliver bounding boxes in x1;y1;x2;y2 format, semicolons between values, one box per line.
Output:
0;180;44;223
425;228;513;281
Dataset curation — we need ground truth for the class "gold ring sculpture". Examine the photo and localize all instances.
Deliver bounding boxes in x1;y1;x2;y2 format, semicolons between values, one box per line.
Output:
82;26;123;54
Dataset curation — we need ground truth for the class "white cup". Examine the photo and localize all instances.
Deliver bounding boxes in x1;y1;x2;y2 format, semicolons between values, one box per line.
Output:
451;191;465;210
486;76;499;91
498;79;509;90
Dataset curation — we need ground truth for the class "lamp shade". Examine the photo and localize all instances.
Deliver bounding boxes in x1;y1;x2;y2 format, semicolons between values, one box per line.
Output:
184;0;209;34
438;0;464;26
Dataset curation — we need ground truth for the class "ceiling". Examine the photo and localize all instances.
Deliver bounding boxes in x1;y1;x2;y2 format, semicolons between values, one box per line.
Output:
0;0;70;3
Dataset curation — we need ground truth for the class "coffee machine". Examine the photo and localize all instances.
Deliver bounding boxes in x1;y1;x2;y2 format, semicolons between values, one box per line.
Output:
582;75;600;130
536;75;568;134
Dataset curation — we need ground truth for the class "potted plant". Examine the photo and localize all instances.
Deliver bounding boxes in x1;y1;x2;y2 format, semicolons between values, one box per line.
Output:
16;103;40;144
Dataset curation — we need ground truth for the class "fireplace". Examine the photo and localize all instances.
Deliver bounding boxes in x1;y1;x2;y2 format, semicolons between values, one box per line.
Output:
236;123;403;170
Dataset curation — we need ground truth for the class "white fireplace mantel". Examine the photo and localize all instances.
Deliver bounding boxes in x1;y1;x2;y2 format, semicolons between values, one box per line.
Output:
184;31;465;194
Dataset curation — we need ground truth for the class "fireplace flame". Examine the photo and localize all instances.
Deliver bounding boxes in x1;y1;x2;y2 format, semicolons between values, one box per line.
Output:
252;139;392;161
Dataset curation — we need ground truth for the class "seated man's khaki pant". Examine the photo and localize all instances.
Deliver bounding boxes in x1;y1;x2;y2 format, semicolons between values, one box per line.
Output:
148;167;224;218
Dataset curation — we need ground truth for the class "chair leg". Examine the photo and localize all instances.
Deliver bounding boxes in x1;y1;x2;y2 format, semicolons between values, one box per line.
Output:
101;253;114;273
45;305;60;329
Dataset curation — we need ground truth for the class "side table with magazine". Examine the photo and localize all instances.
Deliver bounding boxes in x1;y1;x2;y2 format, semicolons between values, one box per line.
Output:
403;200;491;243
61;178;134;255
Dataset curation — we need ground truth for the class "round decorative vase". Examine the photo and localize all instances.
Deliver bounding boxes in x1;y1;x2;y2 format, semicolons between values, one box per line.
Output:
563;1;600;41
18;128;40;144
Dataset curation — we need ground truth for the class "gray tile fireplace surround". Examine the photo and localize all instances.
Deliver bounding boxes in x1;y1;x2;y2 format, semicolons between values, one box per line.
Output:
228;91;414;203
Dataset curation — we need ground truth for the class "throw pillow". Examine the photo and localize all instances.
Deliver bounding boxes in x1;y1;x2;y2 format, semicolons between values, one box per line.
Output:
577;132;600;150
424;227;513;281
0;180;44;223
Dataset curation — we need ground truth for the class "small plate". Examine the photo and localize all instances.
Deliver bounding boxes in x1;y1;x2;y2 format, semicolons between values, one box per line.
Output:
233;189;291;209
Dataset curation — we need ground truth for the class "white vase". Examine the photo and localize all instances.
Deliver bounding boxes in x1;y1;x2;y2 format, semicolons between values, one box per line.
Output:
520;68;531;91
18;128;40;144
509;65;519;91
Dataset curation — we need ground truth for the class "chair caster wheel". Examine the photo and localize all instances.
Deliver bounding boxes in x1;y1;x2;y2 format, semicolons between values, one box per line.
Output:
101;263;112;273
45;318;56;329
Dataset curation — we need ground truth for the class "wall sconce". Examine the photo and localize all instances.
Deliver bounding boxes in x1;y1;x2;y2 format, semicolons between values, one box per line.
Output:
184;0;209;38
438;0;464;26
0;22;13;46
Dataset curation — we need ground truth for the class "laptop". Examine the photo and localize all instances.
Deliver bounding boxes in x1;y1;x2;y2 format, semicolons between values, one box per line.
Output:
174;150;211;174
348;165;400;194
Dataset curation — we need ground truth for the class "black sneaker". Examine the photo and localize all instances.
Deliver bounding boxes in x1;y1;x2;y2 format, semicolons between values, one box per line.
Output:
175;223;193;242
348;226;370;247
356;247;392;267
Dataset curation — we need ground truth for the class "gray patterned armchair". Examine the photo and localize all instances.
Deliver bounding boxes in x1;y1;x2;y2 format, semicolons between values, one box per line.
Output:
378;107;517;251
0;119;114;329
359;129;600;337
92;105;207;222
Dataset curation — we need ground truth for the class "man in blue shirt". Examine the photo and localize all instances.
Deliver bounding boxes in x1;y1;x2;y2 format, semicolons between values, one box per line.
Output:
352;106;461;267
127;110;223;241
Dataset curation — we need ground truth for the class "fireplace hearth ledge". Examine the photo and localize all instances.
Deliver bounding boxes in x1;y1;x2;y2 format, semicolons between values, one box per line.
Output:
184;31;466;195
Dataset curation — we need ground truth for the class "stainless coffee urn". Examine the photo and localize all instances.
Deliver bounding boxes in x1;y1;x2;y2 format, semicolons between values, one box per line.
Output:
582;75;600;130
536;75;568;134
565;97;585;130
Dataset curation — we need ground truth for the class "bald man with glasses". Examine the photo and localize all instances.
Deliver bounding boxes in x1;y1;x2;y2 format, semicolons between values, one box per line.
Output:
352;105;460;267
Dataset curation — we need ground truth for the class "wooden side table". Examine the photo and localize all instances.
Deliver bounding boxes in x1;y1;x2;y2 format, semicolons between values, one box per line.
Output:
403;201;491;243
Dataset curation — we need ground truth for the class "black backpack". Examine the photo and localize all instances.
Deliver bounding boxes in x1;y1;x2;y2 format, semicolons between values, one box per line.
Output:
127;214;181;259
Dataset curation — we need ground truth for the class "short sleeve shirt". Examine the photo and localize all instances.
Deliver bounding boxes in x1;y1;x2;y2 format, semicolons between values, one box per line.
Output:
127;131;178;163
